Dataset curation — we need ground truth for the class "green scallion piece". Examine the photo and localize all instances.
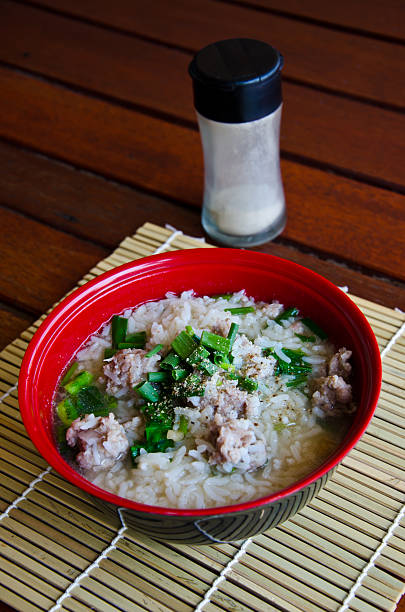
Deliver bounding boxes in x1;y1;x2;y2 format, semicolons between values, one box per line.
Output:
171;331;197;359
274;306;299;324
201;331;231;354
295;333;316;343
76;386;109;417
187;345;209;364
57;398;78;426
117;342;143;350
213;351;227;366
227;322;239;348
106;395;118;411
237;376;258;393
212;293;232;300
301;317;328;340
185;325;194;335
187;346;217;376
125;331;147;347
286;375;308;388
104;348;117;359
112;316;128;348
135;381;160;403
145;344;164;357
160;351;181;370
171;368;189;381
273;422;287;432
179;415;188;435
224;306;255;315
64;371;94;395
148;371;170;382
60;362;78;386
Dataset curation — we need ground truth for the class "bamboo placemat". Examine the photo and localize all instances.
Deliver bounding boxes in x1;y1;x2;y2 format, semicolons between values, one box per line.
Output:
1;223;404;612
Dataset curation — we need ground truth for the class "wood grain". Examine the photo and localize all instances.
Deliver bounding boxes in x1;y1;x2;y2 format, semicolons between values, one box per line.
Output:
0;71;404;281
0;206;107;314
0;305;33;350
1;7;404;191
235;0;405;41
25;0;405;108
0;143;404;325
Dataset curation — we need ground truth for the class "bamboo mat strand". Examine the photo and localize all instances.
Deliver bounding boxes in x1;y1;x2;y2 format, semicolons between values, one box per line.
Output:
0;223;404;612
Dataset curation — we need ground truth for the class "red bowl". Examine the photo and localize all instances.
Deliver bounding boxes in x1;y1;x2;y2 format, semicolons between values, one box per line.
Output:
19;249;381;543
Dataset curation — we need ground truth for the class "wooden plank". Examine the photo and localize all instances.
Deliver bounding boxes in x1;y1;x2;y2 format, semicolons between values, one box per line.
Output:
1;5;405;191
0;158;403;335
0;206;107;314
0;304;33;352
27;0;405;107
0;100;405;290
237;0;405;42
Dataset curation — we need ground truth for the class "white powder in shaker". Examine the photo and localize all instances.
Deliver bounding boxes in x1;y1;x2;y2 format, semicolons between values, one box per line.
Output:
198;106;286;239
205;183;285;236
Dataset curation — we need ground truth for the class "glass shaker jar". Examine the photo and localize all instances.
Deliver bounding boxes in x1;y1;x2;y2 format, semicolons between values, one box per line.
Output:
189;38;286;247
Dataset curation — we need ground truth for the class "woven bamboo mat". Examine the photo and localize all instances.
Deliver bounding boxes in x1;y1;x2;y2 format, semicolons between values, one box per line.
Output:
1;223;404;612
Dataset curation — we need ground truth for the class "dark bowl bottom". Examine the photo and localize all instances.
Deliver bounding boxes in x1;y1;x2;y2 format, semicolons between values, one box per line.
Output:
96;471;334;544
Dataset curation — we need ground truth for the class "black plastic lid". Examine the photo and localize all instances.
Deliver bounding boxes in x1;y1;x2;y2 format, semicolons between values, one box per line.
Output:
189;38;283;123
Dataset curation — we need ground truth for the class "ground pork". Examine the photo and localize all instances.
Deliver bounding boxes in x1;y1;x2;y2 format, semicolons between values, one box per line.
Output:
311;375;353;416
232;334;276;380
66;413;129;471
198;375;262;422
328;347;352;380
210;418;267;470
103;348;161;396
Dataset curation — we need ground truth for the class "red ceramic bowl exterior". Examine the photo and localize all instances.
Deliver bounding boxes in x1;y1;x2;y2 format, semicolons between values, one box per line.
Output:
19;249;381;541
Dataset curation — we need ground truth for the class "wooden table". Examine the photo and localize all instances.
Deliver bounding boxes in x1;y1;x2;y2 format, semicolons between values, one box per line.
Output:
0;1;404;610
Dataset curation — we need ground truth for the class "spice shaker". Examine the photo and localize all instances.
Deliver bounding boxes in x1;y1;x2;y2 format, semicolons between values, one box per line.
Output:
189;38;286;247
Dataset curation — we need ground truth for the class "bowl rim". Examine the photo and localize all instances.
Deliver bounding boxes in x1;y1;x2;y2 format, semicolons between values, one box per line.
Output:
19;248;382;517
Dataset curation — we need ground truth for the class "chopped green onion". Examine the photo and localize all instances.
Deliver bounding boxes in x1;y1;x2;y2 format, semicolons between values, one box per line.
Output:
237;376;258;393
273;422;286;432
64;371;94;395
148;371;170;382
117;342;142;350
171;368;189;381
274;307;299;324
301;317;328;340
286;375;308;388
295;333;316;343
145;421;170;445
212;351;227;366
112;316;128;348
135;381;160;403
179;415;188;435
185;325;194;335
224;306;255;315
201;331;231;354
57;398;78;426
145;344;164;357
141;399;174;425
187;345;210;365
104;348;117;359
212;293;232;300
227;323;239;348
125;331;147;347
173;373;205;397
226;372;239;380
60;362;78;386
187;346;217;376
171;331;198;359
76;386;109;417
160;351;181;370
106;395;118;411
